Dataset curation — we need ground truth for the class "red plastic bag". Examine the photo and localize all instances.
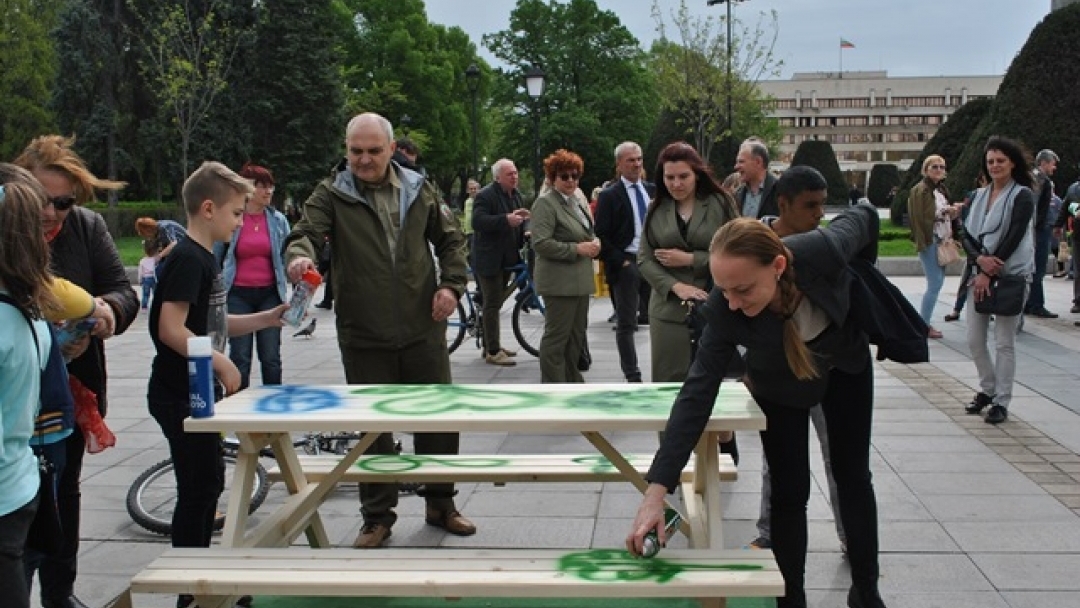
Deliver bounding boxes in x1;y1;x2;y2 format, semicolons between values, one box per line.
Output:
70;376;115;453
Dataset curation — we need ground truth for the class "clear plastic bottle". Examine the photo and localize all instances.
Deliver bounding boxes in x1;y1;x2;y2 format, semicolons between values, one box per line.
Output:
187;336;215;418
282;269;322;327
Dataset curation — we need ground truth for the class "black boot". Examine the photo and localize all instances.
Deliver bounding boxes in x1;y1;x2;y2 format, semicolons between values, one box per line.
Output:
847;586;886;608
965;392;993;414
719;433;739;466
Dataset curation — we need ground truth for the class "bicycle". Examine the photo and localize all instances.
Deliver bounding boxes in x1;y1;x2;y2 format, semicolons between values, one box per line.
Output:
447;239;546;356
126;431;381;536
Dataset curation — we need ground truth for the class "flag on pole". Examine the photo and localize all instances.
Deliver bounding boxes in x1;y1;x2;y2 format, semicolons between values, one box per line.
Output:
840;38;855;49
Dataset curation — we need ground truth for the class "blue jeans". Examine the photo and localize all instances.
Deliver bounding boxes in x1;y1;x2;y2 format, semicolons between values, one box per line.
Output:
140;276;156;309
227;286;283;390
917;242;944;324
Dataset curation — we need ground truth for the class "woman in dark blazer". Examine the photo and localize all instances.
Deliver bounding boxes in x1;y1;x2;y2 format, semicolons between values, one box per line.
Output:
627;201;887;608
531;149;600;383
640;142;738;382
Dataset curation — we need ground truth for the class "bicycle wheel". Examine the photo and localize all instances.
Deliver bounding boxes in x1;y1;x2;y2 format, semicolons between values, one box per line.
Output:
511;289;545;357
446;301;467;354
126;456;270;536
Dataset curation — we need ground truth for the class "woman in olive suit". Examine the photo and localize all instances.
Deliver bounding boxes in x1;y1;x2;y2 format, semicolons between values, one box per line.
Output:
640;142;739;382
531;149;601;382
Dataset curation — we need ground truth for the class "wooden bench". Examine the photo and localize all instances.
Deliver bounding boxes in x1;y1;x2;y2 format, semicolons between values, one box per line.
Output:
111;547;783;608
264;453;737;485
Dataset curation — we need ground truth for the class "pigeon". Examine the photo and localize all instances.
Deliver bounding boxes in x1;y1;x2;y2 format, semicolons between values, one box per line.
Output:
292;318;316;338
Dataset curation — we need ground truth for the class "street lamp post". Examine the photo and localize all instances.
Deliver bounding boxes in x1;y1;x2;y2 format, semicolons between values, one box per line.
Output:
524;65;546;196
707;0;746;162
465;64;481;180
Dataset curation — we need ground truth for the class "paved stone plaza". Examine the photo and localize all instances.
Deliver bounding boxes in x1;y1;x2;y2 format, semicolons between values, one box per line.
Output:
32;273;1080;608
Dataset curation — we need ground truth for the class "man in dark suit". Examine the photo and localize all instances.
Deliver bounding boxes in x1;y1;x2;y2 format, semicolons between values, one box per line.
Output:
734;137;779;219
595;141;655;383
472;158;529;366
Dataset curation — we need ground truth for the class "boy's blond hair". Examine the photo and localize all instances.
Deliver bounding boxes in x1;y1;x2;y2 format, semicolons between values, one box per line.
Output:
181;161;254;217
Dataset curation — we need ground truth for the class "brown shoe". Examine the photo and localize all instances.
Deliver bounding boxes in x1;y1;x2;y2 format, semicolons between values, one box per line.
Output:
425;507;477;536
499;347;517;357
484;350;516;366
353;522;392;548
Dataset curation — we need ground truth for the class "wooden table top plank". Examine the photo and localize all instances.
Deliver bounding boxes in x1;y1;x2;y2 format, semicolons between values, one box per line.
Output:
185;382;763;434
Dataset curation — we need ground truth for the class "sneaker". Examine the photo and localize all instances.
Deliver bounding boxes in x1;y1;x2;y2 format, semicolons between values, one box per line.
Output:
353;522;392;548
965;392;993;415
747;536;772;549
985;404;1008;424
484;350;516;366
943;311;960;322
499;347;517;357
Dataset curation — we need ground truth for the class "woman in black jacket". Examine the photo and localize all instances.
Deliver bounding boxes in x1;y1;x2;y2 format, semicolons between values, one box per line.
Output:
15;135;137;608
627;202;887;608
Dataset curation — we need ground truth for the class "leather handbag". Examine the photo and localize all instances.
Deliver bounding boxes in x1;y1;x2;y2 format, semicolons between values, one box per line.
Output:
937;237;961;266
974;275;1026;316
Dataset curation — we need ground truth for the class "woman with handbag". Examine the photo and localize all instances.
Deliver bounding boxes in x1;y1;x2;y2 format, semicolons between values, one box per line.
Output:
0;167;62;608
908;155;960;338
961;136;1036;425
639;142;738;383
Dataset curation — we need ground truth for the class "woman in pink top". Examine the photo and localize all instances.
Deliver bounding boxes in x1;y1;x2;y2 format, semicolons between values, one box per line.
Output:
215;163;291;388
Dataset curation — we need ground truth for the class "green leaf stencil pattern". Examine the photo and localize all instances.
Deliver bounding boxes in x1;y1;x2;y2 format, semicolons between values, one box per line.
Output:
558;549;764;583
354;454;510;473
349;385;684;416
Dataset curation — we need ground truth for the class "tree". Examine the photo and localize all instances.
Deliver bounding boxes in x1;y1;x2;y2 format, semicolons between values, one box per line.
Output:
338;0;486;195
484;0;659;195
129;0;252;188
648;0;782;167
948;4;1080;198
899;98;992;192
52;0;141;205
867;164;900;208
246;0;344;206
791;140;847;206
0;0;58;160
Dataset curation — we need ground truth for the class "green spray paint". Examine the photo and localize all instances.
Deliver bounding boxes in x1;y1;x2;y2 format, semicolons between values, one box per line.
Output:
354;454;510;473
558;549;763;583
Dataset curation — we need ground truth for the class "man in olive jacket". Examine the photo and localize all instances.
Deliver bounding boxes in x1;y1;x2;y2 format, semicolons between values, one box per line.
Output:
284;112;473;549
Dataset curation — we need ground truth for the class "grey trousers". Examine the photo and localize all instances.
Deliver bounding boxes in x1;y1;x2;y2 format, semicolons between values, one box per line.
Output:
966;285;1026;410
756;404;845;543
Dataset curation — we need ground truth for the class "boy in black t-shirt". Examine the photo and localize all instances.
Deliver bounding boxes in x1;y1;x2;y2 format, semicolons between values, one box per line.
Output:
147;161;287;608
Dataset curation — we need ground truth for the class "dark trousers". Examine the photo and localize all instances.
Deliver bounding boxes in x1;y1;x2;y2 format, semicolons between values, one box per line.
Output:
1;495;37;608
610;262;642;381
24;440;68;588
476;271;511;355
539;295;589;383
757;359;880;608
227;286;283;389
1073;232;1080;306
340;333;458;526
36;427;88;602
1026;225;1052;311
149;401;225;549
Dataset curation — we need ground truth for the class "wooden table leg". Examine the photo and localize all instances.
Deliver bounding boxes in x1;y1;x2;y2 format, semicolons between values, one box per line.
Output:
687;431;724;549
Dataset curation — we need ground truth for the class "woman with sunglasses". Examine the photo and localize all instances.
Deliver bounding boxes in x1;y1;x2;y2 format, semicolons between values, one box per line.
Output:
14;135;137;608
908;155;960;339
531;149;600;382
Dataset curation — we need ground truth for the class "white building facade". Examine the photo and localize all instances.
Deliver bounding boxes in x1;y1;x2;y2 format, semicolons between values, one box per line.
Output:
757;71;1002;187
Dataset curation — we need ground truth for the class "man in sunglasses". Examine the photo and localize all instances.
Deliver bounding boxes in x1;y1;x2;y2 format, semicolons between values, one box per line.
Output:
471;158;529;366
595;141;656;383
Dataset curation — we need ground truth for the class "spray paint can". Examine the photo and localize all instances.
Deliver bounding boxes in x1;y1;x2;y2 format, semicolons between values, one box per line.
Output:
187;336;215;418
641;507;683;558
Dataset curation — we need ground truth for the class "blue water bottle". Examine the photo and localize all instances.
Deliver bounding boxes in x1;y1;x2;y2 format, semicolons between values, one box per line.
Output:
188;336;215;418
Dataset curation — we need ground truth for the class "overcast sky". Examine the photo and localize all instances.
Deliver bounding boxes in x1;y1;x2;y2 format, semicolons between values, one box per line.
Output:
423;0;1049;79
